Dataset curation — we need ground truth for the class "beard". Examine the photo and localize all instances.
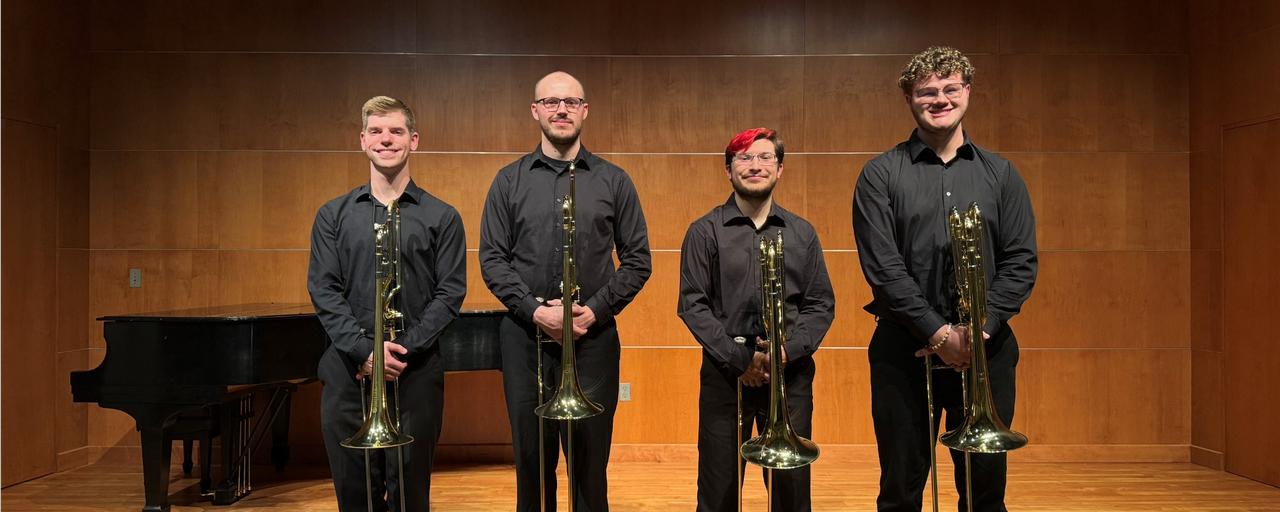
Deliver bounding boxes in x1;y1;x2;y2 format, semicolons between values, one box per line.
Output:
731;177;776;200
541;116;582;146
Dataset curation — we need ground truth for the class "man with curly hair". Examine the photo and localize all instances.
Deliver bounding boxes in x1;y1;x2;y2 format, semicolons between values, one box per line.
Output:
852;47;1038;511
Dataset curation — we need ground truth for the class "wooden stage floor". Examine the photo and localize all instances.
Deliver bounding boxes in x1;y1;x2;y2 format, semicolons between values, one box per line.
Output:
4;460;1279;511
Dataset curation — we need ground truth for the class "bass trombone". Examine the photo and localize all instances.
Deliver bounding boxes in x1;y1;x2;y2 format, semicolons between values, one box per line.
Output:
534;161;604;512
341;199;414;512
739;231;820;511
925;202;1027;512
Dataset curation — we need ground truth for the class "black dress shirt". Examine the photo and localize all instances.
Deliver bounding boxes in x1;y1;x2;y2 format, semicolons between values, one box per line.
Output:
853;130;1038;342
479;146;651;327
678;196;836;376
307;180;467;365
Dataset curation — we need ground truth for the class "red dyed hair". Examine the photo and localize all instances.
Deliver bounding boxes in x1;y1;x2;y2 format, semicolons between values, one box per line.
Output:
724;127;784;167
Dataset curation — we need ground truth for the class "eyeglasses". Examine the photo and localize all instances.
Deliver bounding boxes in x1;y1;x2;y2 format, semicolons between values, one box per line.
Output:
732;152;778;165
534;97;586;112
913;83;968;102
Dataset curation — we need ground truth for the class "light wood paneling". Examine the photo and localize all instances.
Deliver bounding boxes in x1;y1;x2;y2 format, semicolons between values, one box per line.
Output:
615;154;805;251
804;0;998;55
206;152;363;250
58;148;91;249
1018;251;1190;349
215;251;310;305
90;0;416;52
1017;349;1189;445
1013;152;1189;251
1191;349;1223;454
802;154;861;251
415;56;613;153
57;249;91;353
55;350;92;456
2;120;61;486
801;56;923;153
607;57;805;153
809;349;875;444
616;252;694;347
1190;250;1222;352
615;348;702;444
88;251;220;348
996;0;1187;54
1222;120;1280;487
1189;150;1222;251
439;372;512;446
825;252;876;347
89;151;207;249
411;155;508;250
997;54;1188;152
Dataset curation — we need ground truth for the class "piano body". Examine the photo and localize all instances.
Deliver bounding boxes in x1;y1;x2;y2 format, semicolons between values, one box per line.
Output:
70;303;505;512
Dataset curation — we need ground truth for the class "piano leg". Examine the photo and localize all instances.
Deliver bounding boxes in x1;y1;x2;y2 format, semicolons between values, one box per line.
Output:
271;390;292;472
181;440;193;476
139;425;174;512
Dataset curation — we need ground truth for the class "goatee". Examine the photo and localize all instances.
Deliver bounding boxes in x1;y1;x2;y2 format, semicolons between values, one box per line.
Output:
731;180;775;200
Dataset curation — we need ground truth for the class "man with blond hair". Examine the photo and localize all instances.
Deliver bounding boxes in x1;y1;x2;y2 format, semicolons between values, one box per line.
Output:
853;47;1038;511
480;71;651;512
309;95;467;510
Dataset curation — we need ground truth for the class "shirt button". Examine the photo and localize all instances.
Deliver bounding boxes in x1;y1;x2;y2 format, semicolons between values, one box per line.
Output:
946;191;952;197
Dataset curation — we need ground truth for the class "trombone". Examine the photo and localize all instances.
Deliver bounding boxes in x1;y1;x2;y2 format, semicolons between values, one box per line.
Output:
925;203;1028;512
739;231;820;511
534;162;604;512
341;199;414;512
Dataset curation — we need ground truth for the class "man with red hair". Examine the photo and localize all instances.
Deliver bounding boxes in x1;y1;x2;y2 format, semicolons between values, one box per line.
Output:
678;128;836;512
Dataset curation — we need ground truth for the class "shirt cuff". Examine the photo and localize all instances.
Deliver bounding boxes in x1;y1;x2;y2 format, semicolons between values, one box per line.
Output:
912;311;949;343
517;295;544;324
584;295;614;326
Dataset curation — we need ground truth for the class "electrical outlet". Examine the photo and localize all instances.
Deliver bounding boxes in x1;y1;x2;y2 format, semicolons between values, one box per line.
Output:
619;382;631;402
128;268;142;288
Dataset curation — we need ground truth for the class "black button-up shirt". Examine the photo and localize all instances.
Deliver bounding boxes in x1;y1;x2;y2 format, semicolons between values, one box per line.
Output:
853;130;1038;342
678;196;836;376
479;146;651;327
307;180;467;366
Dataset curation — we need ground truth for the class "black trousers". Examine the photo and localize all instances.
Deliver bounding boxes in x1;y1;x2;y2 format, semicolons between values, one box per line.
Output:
868;321;1019;512
319;344;445;512
500;315;620;512
697;350;815;512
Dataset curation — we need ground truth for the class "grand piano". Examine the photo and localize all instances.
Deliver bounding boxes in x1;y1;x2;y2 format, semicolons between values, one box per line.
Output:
70;303;504;512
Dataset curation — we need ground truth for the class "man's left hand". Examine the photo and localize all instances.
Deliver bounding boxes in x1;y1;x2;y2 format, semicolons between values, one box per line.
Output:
756;339;788;365
570;304;596;340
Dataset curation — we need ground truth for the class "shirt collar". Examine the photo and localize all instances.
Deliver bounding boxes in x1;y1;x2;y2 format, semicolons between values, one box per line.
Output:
906;129;976;164
718;194;788;229
529;144;595;174
354;179;425;205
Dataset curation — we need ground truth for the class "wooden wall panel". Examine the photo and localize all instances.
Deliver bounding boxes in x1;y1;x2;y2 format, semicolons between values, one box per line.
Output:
88;251;219;347
997;54;1189;152
2;120;61;486
996;0;1188;54
72;0;1202;472
1222;120;1280;487
414;56;614;153
90;0;416;52
1018;349;1189;444
1018;251;1190;349
607;58;805;153
89;151;207;249
804;0;998;55
1013;152;1190;251
1217;25;1280;126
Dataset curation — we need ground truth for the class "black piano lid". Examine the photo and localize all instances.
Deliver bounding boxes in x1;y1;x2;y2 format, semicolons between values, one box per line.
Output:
98;302;508;323
98;303;317;322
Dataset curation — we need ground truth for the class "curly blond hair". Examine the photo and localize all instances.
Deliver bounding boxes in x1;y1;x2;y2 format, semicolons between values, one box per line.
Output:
898;46;975;93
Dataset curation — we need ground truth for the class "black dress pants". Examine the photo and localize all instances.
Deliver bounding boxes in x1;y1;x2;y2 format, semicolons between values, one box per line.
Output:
320;344;445;512
500;315;620;512
697;350;815;512
869;321;1019;512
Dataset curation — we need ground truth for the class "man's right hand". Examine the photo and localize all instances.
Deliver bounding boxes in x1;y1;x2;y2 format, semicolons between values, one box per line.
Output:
740;352;770;387
533;300;587;343
356;342;409;380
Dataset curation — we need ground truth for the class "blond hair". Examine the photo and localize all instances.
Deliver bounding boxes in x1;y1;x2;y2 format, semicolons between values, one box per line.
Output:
361;95;417;133
898;46;975;93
